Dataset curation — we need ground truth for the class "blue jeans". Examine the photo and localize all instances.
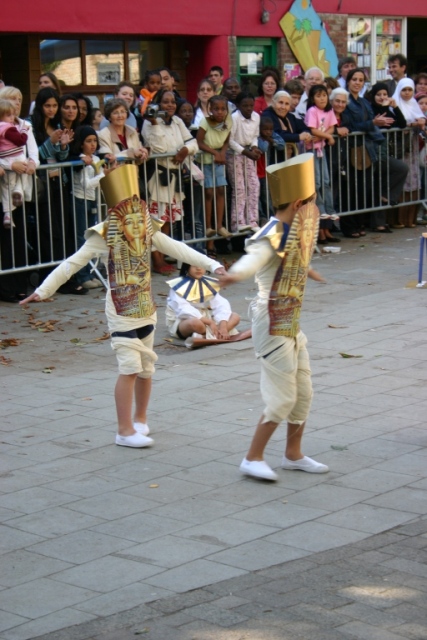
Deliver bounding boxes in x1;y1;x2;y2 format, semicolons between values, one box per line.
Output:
314;153;335;215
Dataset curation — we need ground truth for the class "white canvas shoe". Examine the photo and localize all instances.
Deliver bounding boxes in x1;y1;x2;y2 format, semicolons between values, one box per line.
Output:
240;458;278;481
115;433;154;448
134;422;150;436
282;455;329;473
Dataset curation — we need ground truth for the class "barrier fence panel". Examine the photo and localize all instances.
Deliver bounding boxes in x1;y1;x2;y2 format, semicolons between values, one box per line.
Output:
1;127;426;276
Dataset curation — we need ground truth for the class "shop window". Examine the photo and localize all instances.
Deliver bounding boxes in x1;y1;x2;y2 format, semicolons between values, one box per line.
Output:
347;17;406;85
237;38;277;95
39;38;170;91
40;39;82;87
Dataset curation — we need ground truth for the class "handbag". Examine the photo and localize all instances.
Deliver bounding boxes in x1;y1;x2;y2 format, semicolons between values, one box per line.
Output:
278;117;298;160
350;146;372;171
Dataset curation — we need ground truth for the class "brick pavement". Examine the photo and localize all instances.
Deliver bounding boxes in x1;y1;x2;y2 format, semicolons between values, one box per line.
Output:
0;227;427;640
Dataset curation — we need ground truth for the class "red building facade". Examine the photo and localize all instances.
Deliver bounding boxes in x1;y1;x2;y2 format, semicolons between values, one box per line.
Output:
0;0;426;111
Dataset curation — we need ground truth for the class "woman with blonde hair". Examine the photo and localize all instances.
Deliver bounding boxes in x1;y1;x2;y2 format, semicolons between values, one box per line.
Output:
0;86;39;300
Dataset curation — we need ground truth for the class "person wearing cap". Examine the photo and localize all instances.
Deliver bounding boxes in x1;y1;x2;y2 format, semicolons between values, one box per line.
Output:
219;153;329;481
20;164;225;449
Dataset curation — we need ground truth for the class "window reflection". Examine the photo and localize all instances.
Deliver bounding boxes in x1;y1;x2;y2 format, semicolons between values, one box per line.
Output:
85;40;124;85
40;39;82;86
128;40;167;84
239;52;264;75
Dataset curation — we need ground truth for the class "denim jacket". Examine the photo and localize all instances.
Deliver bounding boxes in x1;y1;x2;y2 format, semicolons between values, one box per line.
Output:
342;95;384;163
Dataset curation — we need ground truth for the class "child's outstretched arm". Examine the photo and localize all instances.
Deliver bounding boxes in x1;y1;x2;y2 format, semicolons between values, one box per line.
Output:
20;233;107;305
218;239;274;287
153;231;225;275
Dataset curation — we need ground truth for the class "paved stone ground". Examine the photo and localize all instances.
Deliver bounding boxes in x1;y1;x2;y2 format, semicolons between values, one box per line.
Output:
0;226;427;640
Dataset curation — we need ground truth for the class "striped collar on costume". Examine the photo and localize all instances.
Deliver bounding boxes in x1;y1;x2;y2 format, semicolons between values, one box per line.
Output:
167;275;220;303
257;217;290;252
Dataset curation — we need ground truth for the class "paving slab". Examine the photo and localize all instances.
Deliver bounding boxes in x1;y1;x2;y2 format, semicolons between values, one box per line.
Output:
1;229;427;639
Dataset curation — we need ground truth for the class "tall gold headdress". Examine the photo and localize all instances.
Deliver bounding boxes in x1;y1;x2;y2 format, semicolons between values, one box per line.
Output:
100;164;140;209
266;153;315;208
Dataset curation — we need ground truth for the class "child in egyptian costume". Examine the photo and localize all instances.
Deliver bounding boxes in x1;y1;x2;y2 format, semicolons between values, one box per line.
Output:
165;263;240;344
21;165;223;449
219;153;329;481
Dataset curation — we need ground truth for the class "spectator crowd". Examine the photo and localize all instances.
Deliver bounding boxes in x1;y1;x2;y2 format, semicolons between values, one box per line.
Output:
0;55;426;301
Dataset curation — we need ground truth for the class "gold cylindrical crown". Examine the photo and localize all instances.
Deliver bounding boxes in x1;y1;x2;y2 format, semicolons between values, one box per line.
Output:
100;164;140;209
266;153;315;208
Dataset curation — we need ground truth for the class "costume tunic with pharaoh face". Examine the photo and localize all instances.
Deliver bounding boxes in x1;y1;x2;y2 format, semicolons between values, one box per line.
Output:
250;200;319;337
96;195;162;319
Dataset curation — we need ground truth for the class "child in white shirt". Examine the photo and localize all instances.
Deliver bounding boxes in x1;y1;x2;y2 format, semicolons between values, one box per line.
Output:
166;262;240;341
227;93;262;232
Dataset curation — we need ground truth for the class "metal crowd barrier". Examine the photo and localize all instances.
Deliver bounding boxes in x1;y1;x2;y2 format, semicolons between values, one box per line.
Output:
0;128;426;276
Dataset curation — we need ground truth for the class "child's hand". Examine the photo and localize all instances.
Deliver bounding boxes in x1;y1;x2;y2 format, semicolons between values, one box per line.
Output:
173;147;189;165
50;129;62;145
308;268;326;283
19;292;41;305
218;272;238;286
81;155;93;166
209;321;219;338
300;132;312;142
25;159;36;175
337;127;349;137
244;148;261;161
216;150;227;165
103;161;117;175
327;135;335;146
0;167;5;177
11;161;27;174
202;318;218;337
217;321;230;340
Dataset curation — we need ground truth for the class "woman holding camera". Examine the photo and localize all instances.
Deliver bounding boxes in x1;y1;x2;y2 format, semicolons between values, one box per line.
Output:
142;88;198;273
98;99;148;164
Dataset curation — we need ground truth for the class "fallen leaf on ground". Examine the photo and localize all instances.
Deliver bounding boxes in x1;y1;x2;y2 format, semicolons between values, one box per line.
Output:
70;338;87;346
0;338;21;349
92;332;110;342
42;367;55;374
331;445;348;451
0;355;12;365
29;318;60;332
149;484;159;488
82;397;92;401
328;324;348;329
339;353;363;358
